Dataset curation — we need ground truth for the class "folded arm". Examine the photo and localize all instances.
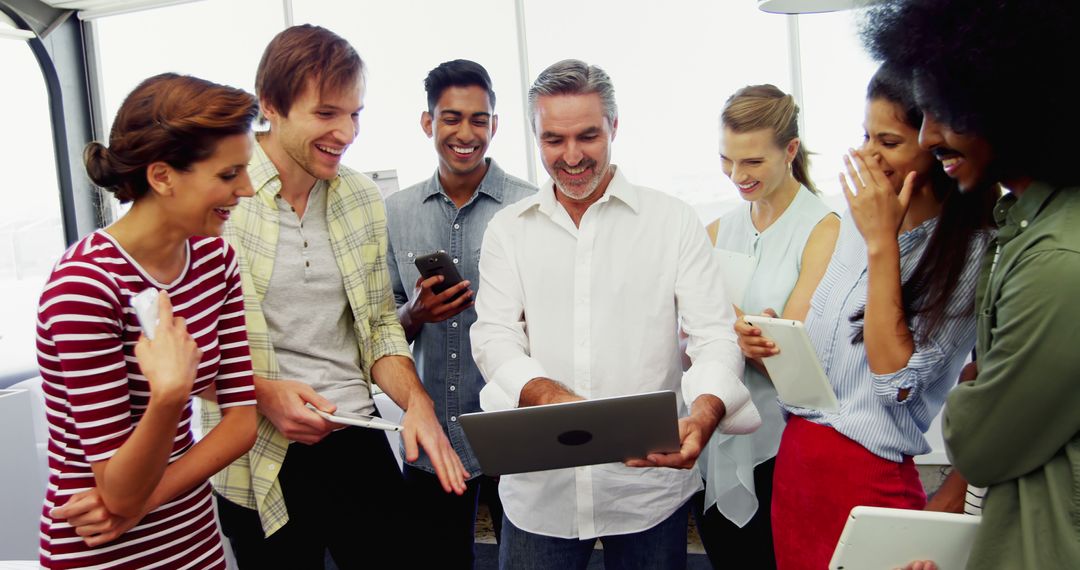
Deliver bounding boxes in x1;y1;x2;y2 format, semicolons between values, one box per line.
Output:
945;250;1080;486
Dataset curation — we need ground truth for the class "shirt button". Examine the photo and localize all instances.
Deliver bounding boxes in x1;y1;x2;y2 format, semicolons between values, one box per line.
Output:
407;252;414;258
450;416;457;422
453;223;461;230
305;261;310;267
451;321;458;328
449;385;456;392
452;258;459;264
267;464;276;472
1020;220;1029;228
451;353;458;359
304;241;308;248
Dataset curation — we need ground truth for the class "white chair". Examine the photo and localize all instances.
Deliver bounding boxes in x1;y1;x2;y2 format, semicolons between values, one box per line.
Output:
0;386;47;561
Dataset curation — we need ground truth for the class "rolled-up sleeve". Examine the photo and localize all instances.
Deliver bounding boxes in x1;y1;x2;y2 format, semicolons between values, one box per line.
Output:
871;238;983;411
675;204;759;434
366;237;413;363
870;338;947;407
471;215;548;411
385;225;409;308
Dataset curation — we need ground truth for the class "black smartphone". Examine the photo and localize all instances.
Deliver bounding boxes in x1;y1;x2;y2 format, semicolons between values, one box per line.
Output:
413;251;465;295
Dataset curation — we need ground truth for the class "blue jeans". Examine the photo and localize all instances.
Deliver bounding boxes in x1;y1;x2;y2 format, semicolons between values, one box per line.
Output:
498;501;690;570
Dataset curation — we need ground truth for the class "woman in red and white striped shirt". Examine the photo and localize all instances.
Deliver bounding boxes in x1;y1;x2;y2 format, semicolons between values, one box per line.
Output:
36;73;259;569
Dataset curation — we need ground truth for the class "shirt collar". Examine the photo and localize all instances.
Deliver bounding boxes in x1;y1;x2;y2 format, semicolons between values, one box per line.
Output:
251;135;337;201
533;166;640;218
249;137;282;200
421;158;509;204
992;181;1057;247
996;181;1056;228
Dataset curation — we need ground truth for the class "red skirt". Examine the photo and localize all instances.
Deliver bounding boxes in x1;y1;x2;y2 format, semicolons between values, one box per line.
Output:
771;415;926;570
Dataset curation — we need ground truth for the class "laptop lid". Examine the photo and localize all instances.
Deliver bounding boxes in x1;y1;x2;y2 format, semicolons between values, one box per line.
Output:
459;390;681;476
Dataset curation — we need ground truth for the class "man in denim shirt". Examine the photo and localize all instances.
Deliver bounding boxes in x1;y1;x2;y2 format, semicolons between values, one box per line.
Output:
385;59;536;566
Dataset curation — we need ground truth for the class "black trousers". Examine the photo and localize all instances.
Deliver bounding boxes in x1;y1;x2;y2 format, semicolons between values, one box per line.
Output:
216;426;406;570
402;464;502;569
692;457;777;570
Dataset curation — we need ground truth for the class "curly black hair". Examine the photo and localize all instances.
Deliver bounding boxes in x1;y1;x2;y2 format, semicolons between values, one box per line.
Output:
860;0;1080;186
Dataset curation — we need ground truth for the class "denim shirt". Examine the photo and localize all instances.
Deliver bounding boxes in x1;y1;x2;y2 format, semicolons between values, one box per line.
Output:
385;158;536;477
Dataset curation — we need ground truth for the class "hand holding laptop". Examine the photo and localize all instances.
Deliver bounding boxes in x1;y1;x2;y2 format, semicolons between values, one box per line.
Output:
521;378;699;469
518;377;585;407
624;393;726;469
459;391;681;476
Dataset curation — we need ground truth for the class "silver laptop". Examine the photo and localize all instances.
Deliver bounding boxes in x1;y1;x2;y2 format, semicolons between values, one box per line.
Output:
459;390;681;476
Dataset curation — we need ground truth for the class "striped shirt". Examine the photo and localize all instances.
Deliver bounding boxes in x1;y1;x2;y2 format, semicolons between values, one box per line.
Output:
964;484;986;515
36;230;255;569
785;214;991;462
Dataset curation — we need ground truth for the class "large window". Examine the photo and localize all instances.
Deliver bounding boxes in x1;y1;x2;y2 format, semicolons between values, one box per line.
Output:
89;1;807;225
0;37;65;384
524;0;791;223
91;0;286;218
293;0;530;193
94;0;284;121
795;9;878;211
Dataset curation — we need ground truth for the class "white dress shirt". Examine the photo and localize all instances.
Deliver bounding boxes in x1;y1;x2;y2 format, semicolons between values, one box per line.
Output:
471;167;760;539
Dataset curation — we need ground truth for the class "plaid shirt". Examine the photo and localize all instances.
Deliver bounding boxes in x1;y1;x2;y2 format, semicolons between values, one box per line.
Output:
202;141;412;536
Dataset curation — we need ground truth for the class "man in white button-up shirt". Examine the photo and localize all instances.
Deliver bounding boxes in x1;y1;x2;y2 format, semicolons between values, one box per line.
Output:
471;59;762;568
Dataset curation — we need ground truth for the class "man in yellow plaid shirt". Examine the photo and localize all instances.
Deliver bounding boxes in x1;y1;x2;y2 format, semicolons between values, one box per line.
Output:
203;25;467;568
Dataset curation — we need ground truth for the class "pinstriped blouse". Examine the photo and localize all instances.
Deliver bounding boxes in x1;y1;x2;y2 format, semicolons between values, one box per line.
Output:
785;213;992;462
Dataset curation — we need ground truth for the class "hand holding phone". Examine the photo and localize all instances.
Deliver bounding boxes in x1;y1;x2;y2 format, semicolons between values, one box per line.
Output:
401;251;475;337
413;251;465;294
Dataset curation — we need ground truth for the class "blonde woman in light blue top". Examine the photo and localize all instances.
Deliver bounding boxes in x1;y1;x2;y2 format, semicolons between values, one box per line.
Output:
696;85;839;569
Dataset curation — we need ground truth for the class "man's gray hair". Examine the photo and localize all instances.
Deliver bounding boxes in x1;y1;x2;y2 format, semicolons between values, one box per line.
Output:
527;59;618;131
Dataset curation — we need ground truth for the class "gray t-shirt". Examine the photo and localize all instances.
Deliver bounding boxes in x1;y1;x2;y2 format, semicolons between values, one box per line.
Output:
262;182;374;416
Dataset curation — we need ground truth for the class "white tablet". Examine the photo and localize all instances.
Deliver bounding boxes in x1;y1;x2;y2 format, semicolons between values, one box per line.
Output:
310;407;403;432
830;506;982;570
743;315;839;412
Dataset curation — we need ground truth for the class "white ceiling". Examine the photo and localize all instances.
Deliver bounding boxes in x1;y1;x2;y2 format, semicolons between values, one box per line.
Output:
41;0;206;20
758;0;878;14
